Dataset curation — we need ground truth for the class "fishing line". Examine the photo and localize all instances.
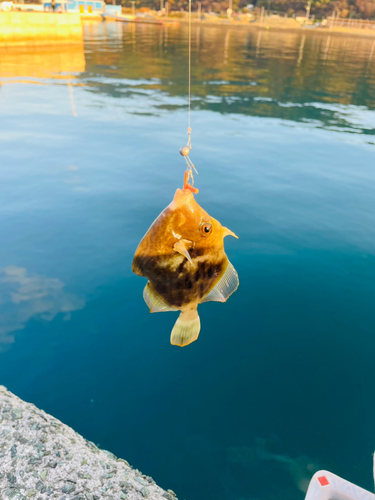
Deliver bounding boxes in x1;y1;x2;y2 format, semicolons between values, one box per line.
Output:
179;0;198;193
188;0;191;135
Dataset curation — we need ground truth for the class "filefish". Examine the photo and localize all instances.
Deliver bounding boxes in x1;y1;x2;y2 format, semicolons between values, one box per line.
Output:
132;187;239;347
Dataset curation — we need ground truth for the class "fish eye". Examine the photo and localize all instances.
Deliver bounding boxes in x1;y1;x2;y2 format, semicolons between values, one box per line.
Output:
200;222;212;236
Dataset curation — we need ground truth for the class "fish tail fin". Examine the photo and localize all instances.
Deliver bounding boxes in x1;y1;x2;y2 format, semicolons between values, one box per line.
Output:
171;309;201;347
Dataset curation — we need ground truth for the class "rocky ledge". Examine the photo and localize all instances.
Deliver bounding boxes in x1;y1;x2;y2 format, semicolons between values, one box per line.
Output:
0;386;177;500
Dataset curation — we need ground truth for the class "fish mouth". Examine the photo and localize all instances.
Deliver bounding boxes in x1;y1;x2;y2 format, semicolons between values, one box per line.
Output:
171;188;195;209
173;188;193;201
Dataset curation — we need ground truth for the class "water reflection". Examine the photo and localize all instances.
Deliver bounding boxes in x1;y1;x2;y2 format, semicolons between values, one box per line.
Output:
0;44;85;83
0;23;375;500
0;44;85;116
81;23;375;133
0;266;84;349
1;24;374;133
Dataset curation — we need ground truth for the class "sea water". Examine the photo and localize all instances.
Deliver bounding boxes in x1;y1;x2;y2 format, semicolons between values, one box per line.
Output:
0;23;375;500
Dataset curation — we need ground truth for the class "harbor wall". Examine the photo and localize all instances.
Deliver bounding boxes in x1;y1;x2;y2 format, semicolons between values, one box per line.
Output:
0;385;177;500
0;12;83;45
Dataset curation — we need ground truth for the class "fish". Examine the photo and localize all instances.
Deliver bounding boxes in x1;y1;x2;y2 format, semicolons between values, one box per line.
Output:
132;186;239;347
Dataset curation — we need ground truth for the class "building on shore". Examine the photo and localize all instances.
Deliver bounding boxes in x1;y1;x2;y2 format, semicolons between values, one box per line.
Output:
42;0;104;14
1;0;105;14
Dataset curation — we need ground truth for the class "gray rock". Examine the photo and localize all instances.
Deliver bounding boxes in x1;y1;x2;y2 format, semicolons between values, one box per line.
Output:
77;473;91;480
0;386;177;500
7;472;16;484
135;477;148;486
102;450;116;460
11;409;23;420
36;481;44;491
7;488;20;498
117;459;130;466
61;484;76;494
162;494;174;500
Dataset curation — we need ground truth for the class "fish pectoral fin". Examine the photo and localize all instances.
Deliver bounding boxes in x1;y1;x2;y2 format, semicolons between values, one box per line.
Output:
201;260;239;303
173;239;193;264
171;310;201;347
143;282;177;313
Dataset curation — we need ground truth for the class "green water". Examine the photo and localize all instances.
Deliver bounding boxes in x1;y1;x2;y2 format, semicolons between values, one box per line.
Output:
0;23;375;500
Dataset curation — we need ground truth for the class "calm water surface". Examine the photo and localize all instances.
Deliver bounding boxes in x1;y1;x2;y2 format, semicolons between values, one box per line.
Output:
1;23;375;500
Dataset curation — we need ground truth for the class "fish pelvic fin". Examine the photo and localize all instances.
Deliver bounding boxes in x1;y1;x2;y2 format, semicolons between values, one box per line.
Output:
171;309;201;347
173;239;193;264
143;282;177;313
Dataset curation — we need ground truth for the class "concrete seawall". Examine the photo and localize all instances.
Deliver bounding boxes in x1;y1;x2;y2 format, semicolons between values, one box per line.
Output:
0;386;178;500
0;12;83;46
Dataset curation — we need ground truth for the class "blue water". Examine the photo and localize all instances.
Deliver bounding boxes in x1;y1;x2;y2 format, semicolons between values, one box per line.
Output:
1;23;375;500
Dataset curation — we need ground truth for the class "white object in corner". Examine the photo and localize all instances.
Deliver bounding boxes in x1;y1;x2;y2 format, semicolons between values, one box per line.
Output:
305;470;375;500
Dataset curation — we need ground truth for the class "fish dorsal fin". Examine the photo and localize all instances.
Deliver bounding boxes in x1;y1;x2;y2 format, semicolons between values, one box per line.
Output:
201;260;239;303
143;282;177;313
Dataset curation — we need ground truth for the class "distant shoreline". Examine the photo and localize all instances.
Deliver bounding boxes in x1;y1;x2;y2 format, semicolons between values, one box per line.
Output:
109;14;375;40
175;18;375;39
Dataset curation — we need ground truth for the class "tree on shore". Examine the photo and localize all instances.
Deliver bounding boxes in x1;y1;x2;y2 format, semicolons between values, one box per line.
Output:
120;0;375;19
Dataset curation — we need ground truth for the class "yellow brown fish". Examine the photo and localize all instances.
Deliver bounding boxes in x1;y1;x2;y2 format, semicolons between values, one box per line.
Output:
132;187;239;347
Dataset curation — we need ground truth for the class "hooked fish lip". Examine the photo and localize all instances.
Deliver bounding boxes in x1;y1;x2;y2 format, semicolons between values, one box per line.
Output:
173;188;194;205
